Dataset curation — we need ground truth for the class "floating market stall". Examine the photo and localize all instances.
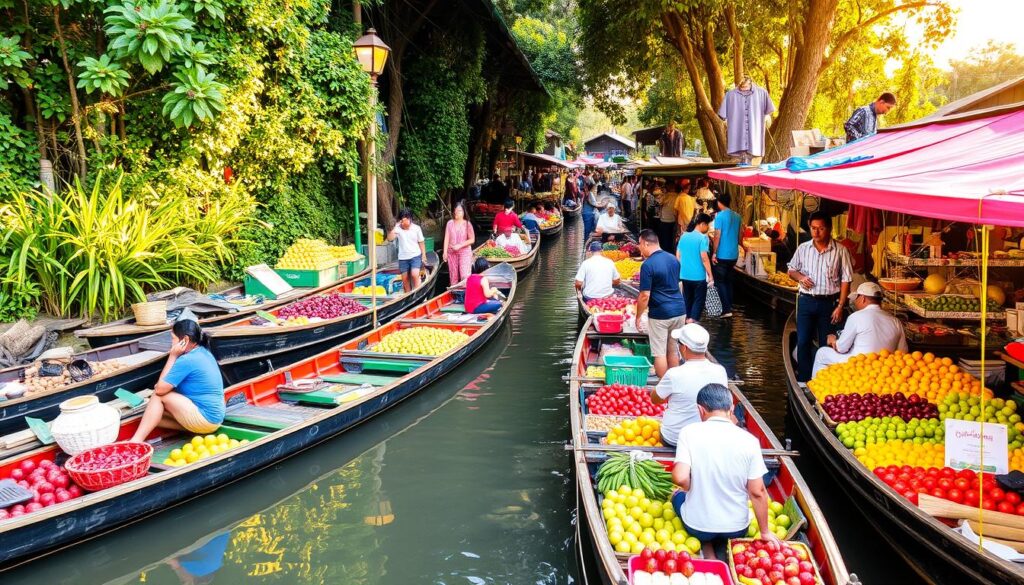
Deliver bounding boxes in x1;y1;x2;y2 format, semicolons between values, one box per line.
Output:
712;102;1024;584
473;230;541;273
575;235;642;320
568;317;852;585
0;264;517;568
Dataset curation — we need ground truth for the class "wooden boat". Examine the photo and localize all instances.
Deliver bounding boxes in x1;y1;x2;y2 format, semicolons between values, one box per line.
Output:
474;231;541;273
570;318;852;585
0;334;172;437
539;216;564;238
782;315;1023;584
0;264;517;569
562;202;582;220
576;284;639;321
733;266;797;314
75;266;371;349
209;253;441;385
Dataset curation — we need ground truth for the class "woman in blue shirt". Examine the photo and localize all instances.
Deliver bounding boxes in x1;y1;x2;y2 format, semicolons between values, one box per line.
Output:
676;213;714;323
130;320;225;443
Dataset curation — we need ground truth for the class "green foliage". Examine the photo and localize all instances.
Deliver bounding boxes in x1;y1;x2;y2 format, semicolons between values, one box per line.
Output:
76;54;131;96
186;0;226;21
0;173;254;320
0;111;38;194
0;279;41;323
943;41;1024;102
162;66;227;127
0;35;32;90
105;0;194;74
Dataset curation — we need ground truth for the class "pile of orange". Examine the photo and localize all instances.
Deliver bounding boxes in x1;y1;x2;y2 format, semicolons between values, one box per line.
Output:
605;417;662;447
601;250;629;262
809;349;991;404
1010;448;1024;473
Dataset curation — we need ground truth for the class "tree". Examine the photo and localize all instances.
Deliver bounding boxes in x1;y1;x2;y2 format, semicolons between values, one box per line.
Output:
510;16;583;141
943;41;1024;102
577;0;954;161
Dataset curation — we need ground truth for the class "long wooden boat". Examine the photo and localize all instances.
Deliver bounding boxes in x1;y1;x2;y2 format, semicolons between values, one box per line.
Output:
74;266;371;349
734;266;797;314
0;264;517;570
0;335;172;437
209;253;441;385
474;231;541;273
782;314;1023;584
562;202;582;220
570;318;851;585
539;216;564;238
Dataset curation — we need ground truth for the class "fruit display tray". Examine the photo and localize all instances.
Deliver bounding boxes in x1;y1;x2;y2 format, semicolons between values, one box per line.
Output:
901;294;1006;320
727;539;823;585
886;250;1024;268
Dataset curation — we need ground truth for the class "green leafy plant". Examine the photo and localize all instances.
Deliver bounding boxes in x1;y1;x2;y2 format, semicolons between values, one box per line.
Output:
76;54;131;96
178;35;216;69
105;0;193;75
187;0;225;21
162;66;226;127
0;278;40;323
0;35;31;90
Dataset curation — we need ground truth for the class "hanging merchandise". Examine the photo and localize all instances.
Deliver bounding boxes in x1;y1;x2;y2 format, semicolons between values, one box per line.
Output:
717;76;776;164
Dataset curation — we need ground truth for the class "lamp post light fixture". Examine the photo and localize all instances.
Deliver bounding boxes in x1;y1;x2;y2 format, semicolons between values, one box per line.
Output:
354;28;391;327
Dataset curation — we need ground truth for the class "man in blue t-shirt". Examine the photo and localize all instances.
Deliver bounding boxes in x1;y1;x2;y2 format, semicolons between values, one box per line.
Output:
636;229;686;378
676;213;714;323
711;192;743;318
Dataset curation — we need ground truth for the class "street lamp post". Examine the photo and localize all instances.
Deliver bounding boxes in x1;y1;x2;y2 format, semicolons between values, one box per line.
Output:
354;28;390;328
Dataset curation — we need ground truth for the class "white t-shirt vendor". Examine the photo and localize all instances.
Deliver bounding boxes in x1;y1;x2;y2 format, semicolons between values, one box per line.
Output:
671;383;777;559
595;203;627;235
651;323;728;446
811;281;908;378
575;241;621;301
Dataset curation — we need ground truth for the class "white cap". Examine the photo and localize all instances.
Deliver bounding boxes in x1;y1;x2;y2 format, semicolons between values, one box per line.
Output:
606;202;617;209
671;323;709;352
850;281;884;300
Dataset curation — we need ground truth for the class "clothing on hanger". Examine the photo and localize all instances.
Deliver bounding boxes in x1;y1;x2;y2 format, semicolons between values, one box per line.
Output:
717;82;776;158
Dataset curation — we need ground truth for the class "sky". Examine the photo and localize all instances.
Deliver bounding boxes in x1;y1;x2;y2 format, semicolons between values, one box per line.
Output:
909;0;1023;68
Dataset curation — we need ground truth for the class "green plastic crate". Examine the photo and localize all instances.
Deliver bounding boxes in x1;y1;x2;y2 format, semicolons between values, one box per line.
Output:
603;355;652;386
340;257;368;277
626;340;651;359
275;265;338;288
244;273;284;300
425;236;435;251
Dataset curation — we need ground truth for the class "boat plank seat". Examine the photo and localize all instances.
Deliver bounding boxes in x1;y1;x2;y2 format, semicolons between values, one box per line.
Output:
339;355;426;374
320;372;398;386
278;383;375;406
114;350;165;367
440;304;466;313
223;403;320;430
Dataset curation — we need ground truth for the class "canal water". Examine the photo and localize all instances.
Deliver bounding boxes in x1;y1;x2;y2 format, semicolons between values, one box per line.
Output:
6;221;920;584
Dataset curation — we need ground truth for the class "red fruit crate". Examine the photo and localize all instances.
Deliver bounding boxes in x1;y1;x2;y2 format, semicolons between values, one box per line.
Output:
627;555;734;584
65;441;153;492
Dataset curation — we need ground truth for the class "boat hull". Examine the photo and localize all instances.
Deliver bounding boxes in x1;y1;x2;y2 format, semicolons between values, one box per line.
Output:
734;267;796;314
539;220;564;238
562;204;582;220
782;315;1023;585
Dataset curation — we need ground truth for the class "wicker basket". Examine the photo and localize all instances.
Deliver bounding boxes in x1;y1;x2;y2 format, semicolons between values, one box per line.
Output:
65;441;153;491
50;395;120;455
132;301;168;326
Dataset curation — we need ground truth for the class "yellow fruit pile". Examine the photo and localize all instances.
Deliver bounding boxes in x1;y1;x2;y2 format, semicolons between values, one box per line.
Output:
541;216;561;228
767;271;797;287
602;486;700;555
371;327;469;356
1011;448;1024;472
615;258;643;280
601;250;629;262
163;434;250;467
809;349;992;404
853;441;944;469
586;365;606;378
352;285;387;295
329;244;363;263
276;239;337;271
281;316;310;327
605;417;662;446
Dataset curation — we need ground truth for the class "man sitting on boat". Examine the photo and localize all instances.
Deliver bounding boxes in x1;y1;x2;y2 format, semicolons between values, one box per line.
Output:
493;225;530;255
671;383;779;559
575;241;621;302
521;204;542;233
594;203;627;236
811;282;907;378
650;324;728;447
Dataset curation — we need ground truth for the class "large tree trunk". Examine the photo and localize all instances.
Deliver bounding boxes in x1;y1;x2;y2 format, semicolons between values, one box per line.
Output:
663;13;726;160
765;0;839;161
53;8;87;178
463;98;493;193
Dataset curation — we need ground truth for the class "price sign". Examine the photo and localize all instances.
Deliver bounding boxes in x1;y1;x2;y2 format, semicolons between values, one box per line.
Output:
944;419;1008;474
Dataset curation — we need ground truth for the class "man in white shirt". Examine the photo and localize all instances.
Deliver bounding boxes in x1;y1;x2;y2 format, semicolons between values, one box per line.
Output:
575;241;621;301
493;226;530;255
650;323;728;446
812;281;908;377
595;203;627;236
387;208;427;292
671;383;778;559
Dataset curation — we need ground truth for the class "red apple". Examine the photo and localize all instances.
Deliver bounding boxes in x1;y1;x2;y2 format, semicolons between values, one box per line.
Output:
798;561;813;574
787;578;802;585
662;559;678;574
784;564;800;578
798;572;816;585
643;558;658;573
681;561;695;577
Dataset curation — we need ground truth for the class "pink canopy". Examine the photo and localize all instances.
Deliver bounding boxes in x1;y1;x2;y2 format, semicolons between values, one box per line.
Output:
709;108;1024;226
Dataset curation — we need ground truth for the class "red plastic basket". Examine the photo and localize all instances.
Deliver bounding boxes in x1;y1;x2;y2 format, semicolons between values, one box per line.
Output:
627;555;734;584
65;441;153;492
595;313;627;333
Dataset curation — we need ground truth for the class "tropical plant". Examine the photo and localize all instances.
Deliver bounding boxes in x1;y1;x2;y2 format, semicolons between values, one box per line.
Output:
104;0;193;75
0;35;31;90
162;66;227;127
76;54;131;96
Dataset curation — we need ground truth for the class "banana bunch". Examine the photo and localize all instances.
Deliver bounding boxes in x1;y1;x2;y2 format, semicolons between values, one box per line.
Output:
595;452;675;501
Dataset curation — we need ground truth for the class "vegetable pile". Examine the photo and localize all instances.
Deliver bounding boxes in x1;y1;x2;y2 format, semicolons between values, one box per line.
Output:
602;485;701;555
729;539;819;585
477;246;512;259
915;295;1002;313
277;293;366;320
821;392;938;423
619;242;640;256
21;359;126;395
873;466;1024;511
371;327;469;356
276;238;338;271
601;250;629;261
586;295;636;315
596;451;674;500
586;383;664;416
602;242;620;251
633;548;717;585
0;460;82;520
504;245;524;257
616;259;643;280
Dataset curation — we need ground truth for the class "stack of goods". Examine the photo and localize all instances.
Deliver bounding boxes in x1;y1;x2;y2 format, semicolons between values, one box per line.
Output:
601;250;630;261
21;359;125;394
0;460;83;519
603;417;663;446
371;327;469;356
912;295;1002;313
162;434;250;466
540;216;561;228
585;365;606;378
275;294;366;324
632;549;722;585
767;271;797;287
872;465;1024;510
586;384;665;417
728;539;820;585
472;202;503;214
328;244;363;263
503;245;524;256
586;296;636;316
599;484;700;555
477;246;513;259
603;242;620;251
619;242;640;257
352;285;387;296
616;259;643;280
276;239;339;271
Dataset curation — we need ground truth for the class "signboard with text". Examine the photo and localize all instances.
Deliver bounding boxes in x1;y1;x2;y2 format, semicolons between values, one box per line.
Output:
944;419;1008;474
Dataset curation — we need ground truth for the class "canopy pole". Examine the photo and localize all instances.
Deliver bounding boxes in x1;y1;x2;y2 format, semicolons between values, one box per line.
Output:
977;223;992;550
368;79;379;328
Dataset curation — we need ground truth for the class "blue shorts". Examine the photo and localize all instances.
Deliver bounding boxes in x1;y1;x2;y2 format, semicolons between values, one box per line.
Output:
671;491;749;542
399;256;423;273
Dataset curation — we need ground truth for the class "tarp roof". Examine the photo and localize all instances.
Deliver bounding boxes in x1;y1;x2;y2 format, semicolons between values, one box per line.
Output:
709;105;1024;227
514;150;577;169
632;157;732;177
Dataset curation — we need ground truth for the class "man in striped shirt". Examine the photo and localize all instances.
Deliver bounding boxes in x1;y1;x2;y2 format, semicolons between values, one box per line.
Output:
787;212;853;382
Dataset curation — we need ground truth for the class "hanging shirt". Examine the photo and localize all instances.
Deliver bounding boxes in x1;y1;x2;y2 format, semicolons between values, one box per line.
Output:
844;103;879;143
717;84;776;157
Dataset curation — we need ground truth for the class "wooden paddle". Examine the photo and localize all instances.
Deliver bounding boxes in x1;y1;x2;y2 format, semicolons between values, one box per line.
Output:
918;493;1024;530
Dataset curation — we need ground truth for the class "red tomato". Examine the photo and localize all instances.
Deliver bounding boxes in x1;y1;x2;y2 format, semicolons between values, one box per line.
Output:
926;468;940;477
930;488;946;500
982;498;997;511
998;501;1016;514
965;489;980;505
644;558;659;573
940;467;956;478
989;487;1006;502
1005;492;1022;505
937;478;954;490
953;478;971;491
983;478;998;492
893;481;909;493
957;468;976;480
1016;503;1024;516
946;488;964;504
905;491;919;505
922;477;937;490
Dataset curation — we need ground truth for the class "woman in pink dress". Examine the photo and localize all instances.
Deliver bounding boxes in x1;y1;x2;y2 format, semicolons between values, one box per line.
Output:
443;203;476;285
